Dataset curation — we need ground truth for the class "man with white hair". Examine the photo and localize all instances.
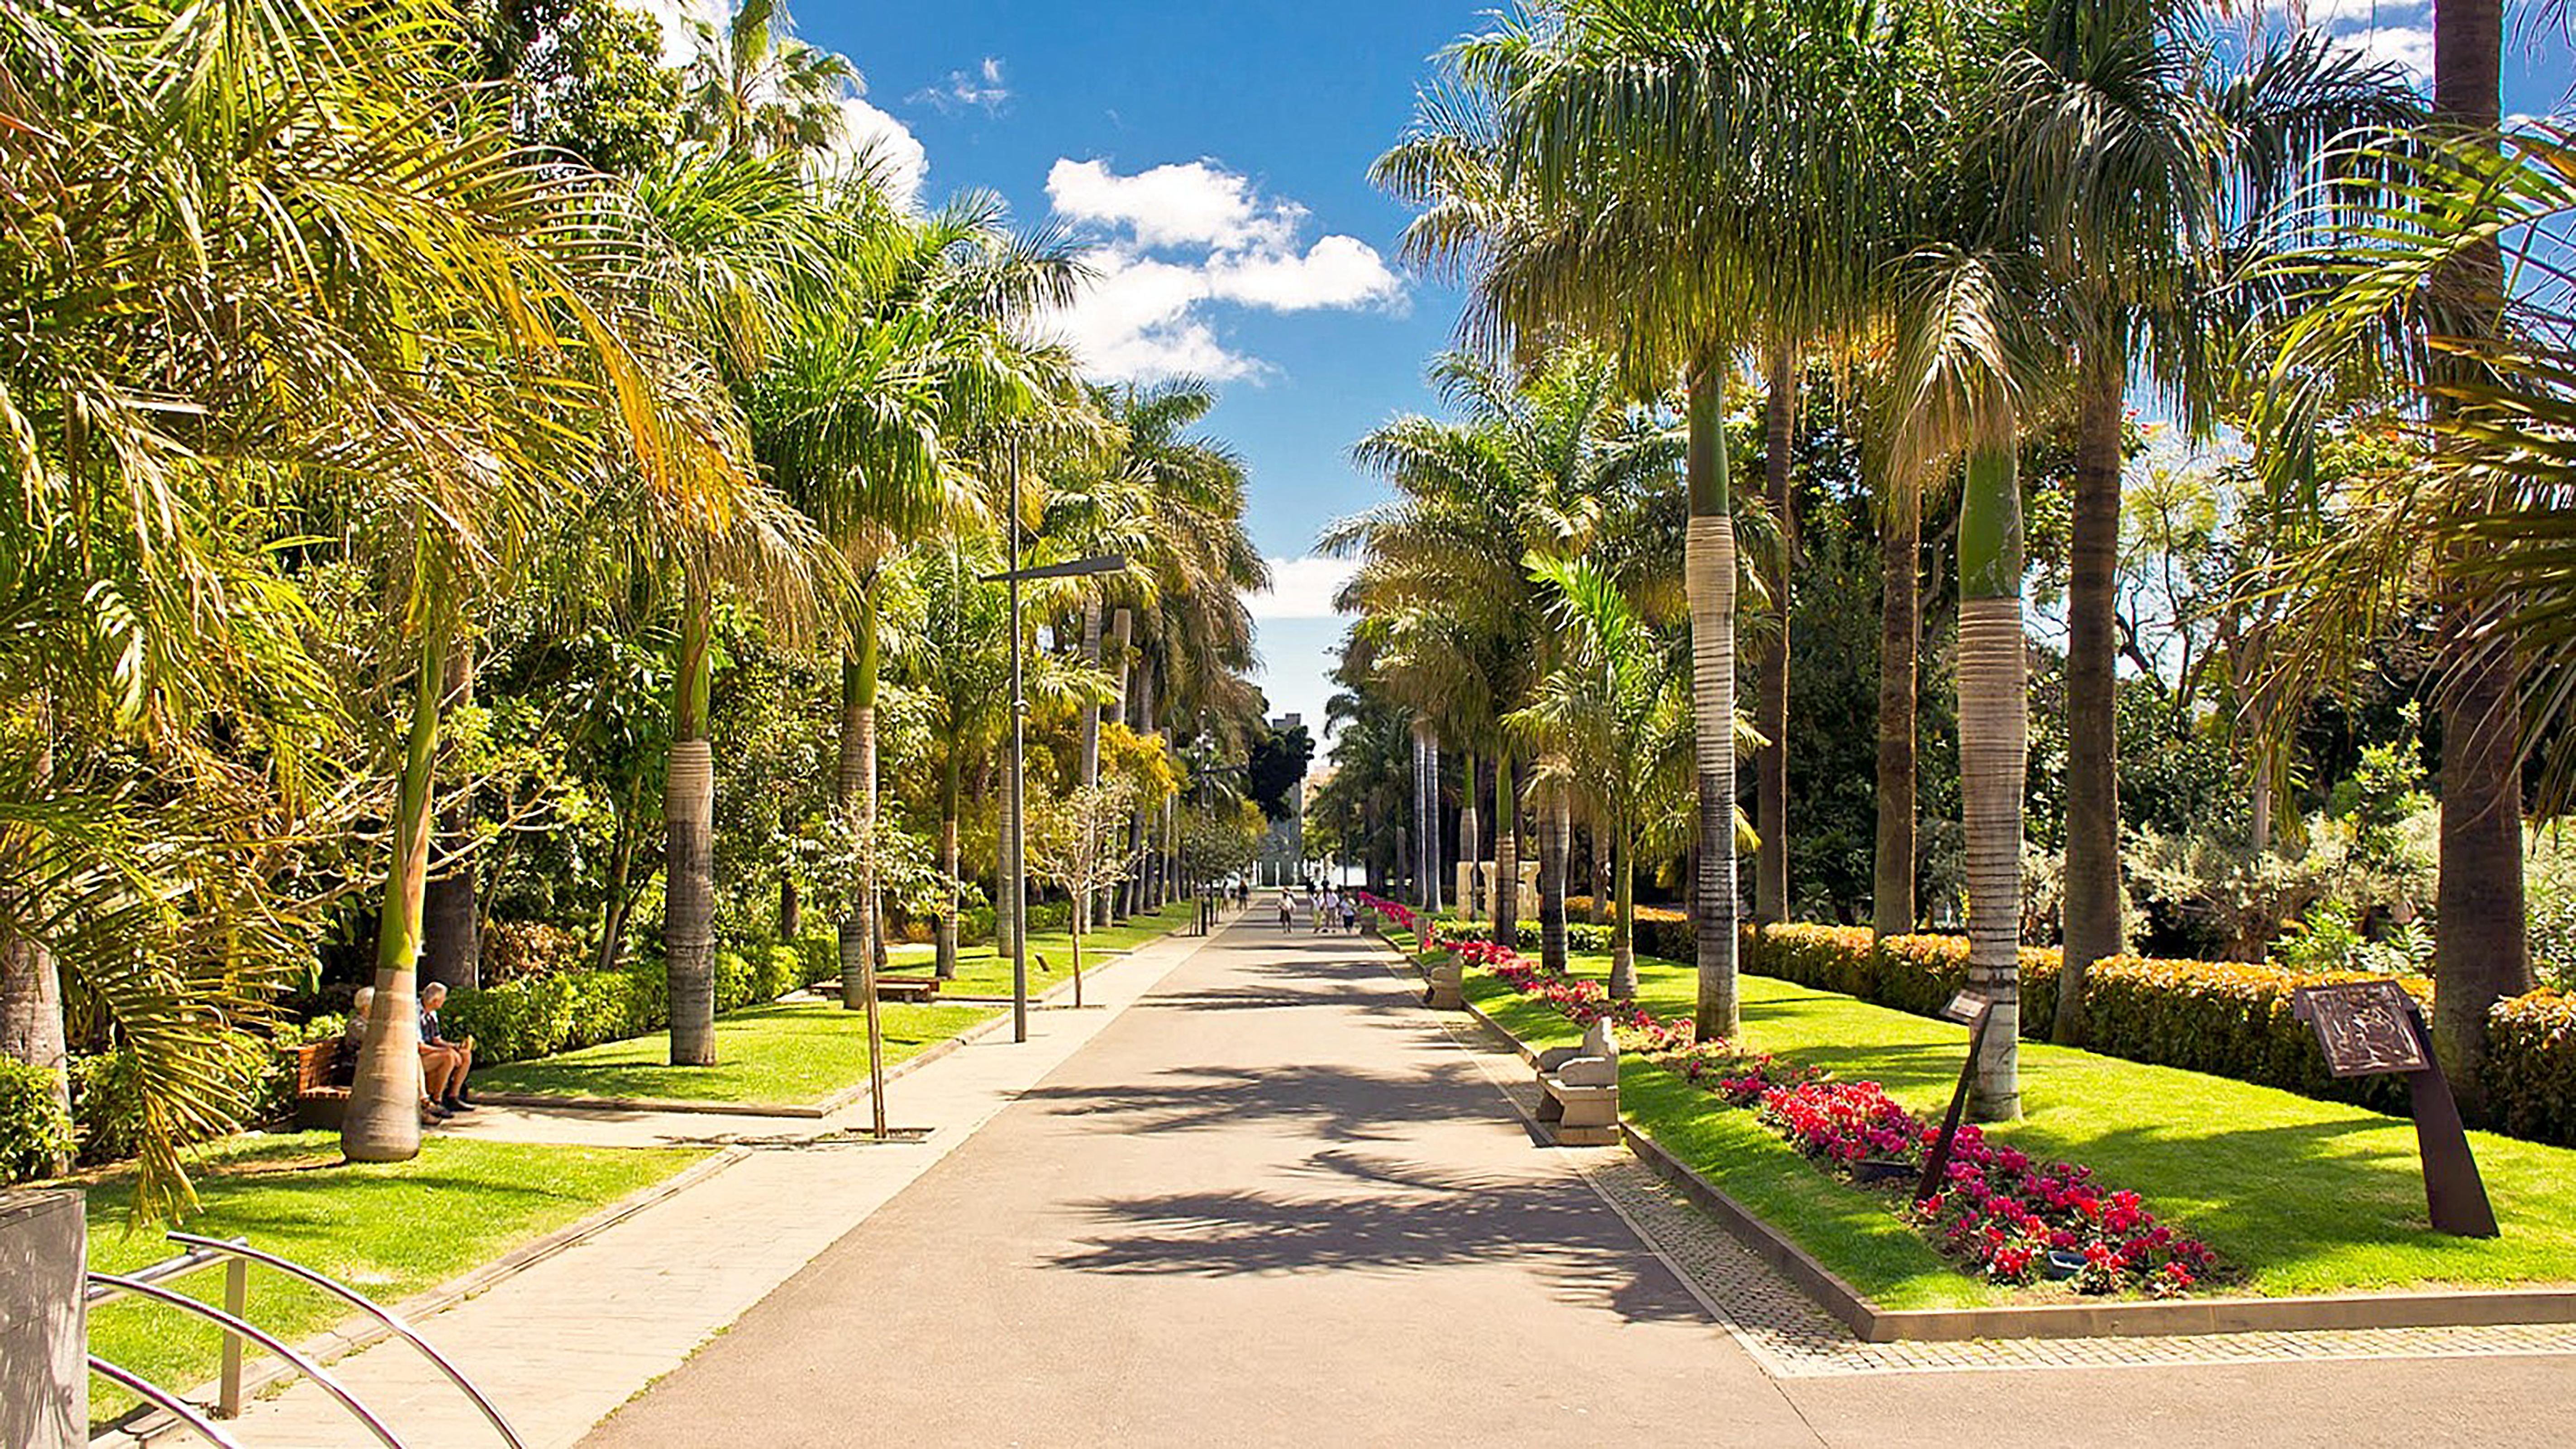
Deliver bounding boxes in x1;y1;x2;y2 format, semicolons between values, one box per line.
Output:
418;981;476;1116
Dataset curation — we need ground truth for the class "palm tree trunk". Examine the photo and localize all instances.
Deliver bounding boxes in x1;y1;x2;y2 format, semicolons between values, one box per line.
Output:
1589;821;1610;925
421;637;480;990
665;583;718;1067
1493;751;1520;949
839;596;883;1012
0;697;68;1164
1874;464;1921;938
1686;358;1742;1041
936;747;961;980
345;619;453;1161
1424;728;1444;914
1960;443;2026;1120
1458;751;1480;920
1538;771;1569;972
1077;595;1104;929
2056;357;2126;1044
1756;346;1794;925
2428;0;2525;1121
1610;816;1638;1000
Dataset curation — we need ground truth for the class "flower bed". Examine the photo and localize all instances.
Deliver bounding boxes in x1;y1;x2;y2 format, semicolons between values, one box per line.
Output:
1462;932;2223;1296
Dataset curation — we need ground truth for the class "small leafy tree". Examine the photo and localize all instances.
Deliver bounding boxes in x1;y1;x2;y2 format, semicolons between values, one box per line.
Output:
1026;779;1140;1007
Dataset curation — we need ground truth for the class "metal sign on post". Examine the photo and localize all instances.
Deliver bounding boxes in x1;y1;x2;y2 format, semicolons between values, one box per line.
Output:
2292;981;2498;1237
1913;991;1998;1204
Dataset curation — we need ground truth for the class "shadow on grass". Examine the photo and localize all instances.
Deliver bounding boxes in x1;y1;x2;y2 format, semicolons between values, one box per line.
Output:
1045;1148;1707;1324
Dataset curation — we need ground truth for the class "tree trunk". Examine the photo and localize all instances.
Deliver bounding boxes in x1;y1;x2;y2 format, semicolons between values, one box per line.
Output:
1589;825;1610;926
1874;464;1921;938
1077;595;1104;929
1458;751;1480;920
837;597;882;1013
664;586;718;1068
1493;751;1520;949
1757;346;1795;925
1687;359;1742;1041
1423;728;1443;914
1960;443;2027;1120
345;620;452;1161
421;638;480;990
1538;771;1569;972
936;747;961;980
2056;357;2126;1044
779;875;800;944
0;699;68;1161
2427;0;2523;1121
1609;818;1637;1000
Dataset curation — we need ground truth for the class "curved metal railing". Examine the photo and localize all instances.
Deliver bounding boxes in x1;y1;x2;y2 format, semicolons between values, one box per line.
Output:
86;1356;248;1449
84;1271;408;1449
166;1231;528;1449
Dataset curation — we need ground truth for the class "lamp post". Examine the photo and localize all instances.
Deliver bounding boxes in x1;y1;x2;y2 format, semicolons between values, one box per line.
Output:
983;519;1126;1041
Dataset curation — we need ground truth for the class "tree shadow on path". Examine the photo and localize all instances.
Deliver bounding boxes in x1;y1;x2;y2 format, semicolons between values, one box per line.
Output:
1044;1148;1709;1325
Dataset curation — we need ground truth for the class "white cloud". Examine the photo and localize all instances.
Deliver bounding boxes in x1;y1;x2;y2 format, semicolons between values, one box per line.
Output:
831;97;927;209
911;56;1012;114
1042;158;1405;383
1248;556;1360;621
2270;1;2435;80
2334;21;2435;76
639;0;722;69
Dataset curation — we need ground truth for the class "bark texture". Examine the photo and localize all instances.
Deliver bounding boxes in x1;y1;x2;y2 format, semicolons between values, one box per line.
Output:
1873;474;1920;937
1688;513;1742;1039
421;638;479;990
663;739;718;1067
1756;349;1794;925
1960;598;2027;1120
2056;366;2126;1043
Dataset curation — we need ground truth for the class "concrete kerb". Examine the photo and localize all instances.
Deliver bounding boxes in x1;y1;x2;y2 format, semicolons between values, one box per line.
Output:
95;1145;753;1448
1406;941;2576;1345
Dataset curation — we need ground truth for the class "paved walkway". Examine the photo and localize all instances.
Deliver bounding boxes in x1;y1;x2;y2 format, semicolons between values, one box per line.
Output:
155;913;2575;1446
149;920;1230;1448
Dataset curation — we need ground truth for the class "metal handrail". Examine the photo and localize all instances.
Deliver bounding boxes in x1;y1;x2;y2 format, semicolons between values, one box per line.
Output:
84;1272;410;1449
167;1231;529;1449
86;1356;247;1449
84;1240;239;1305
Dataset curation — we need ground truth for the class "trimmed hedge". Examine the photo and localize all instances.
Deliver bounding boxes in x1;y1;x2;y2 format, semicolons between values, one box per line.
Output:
1751;923;2575;1142
438;941;829;1067
2489;989;2576;1146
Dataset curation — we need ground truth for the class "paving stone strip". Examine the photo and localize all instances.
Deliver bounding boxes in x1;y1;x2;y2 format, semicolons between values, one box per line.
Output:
1399;949;2576;1379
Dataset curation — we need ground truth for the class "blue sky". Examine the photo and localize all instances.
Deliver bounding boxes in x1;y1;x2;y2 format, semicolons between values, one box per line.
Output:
656;2;2573;739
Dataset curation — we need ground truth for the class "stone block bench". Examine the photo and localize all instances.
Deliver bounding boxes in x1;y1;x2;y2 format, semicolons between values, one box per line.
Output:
812;975;943;1004
1533;1019;1620;1146
1424;953;1464;1010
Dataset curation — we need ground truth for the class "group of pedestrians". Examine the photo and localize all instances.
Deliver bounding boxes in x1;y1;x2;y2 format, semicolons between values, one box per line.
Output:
1275;878;1360;933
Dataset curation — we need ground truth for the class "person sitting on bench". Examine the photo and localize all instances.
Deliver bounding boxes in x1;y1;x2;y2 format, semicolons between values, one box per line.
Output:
344;986;462;1123
419;982;476;1115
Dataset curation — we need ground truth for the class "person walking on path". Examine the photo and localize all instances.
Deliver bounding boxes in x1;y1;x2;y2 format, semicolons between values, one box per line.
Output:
1277;889;1295;932
1313;888;1334;933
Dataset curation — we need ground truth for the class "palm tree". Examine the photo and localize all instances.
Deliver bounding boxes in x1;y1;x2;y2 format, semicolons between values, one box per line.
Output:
1384;0;1905;1039
1330;348;1676;959
1510;557;1694;998
680;0;858;157
1978;0;2419;1042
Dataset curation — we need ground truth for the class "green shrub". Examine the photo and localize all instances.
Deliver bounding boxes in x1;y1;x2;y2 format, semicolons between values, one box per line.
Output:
2487;989;2576;1146
70;1035;271;1163
0;1056;72;1182
439;941;816;1068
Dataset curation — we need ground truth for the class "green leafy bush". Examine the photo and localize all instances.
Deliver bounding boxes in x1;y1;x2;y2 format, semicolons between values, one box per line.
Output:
71;1035;272;1164
1746;924;2576;1141
0;1056;73;1182
439;944;813;1067
2488;990;2576;1147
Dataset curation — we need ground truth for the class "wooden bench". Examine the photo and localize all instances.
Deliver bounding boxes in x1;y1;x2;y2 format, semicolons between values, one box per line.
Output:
280;1040;349;1130
1534;1020;1620;1146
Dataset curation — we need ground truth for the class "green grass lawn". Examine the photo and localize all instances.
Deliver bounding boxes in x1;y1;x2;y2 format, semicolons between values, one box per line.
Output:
887;900;1205;997
1467;949;2576;1307
83;1133;703;1426
471;999;996;1106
